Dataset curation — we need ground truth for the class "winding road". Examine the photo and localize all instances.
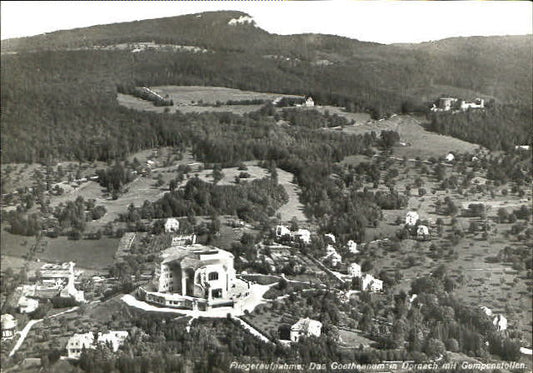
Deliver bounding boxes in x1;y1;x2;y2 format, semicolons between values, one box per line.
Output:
8;306;79;358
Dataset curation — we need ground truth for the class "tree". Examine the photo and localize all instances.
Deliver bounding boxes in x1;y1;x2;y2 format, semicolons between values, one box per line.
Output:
425;338;446;358
278;278;288;291
169;179;178;192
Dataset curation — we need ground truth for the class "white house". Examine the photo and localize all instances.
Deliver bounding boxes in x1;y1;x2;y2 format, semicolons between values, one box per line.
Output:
97;331;129;352
17;295;39;314
67;332;95;359
325;245;336;256
304;96;315;107
445;153;455;162
361;274;383;292
1;314;17;340
348;263;362;278
290;318;322;342
67;331;129;359
346;240;359;254
293;229;311;244
164;218;180;233
324;245;342;266
405;211;419;226
417;225;430;240
275;225;291;238
493;314;507;331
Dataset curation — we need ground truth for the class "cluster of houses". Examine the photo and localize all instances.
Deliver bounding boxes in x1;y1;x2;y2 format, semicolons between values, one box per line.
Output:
66;330;129;359
431;97;485;112
1;262;86;341
322;234;384;293
405;211;430;241
275;225;311;245
340;262;383;293
20;261;85;310
275;226;384;293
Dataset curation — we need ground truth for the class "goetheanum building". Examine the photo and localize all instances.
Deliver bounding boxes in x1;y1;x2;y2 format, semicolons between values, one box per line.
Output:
138;244;250;310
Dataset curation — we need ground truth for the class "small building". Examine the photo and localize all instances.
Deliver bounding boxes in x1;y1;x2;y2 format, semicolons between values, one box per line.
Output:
67;331;128;359
324;245;342;266
405;211;419;226
1;314;17;340
37;262;85;302
437;98;456;111
293;229;311;245
67;332;95;359
417;225;430;240
493;314;507;331
18;295;39;314
164;218;180;233
432;97;484;112
515;145;531;151
275;225;291;238
445;153;455;162
329;252;342;267
97;331;129;352
348;263;362;278
304;96;315;107
480;306;493;317
290;318;322;342
361;274;383;292
460;98;484;111
346;240;359;254
171;234;196;246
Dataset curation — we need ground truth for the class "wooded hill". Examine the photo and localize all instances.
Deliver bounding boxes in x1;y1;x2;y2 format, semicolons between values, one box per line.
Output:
1;11;531;163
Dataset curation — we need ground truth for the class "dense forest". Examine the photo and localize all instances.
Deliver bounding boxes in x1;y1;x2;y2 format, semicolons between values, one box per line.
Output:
120;177;288;223
2;12;531;164
427;105;532;151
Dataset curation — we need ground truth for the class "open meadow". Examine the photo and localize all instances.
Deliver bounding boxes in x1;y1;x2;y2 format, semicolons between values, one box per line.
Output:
325;114;481;159
117;85;302;114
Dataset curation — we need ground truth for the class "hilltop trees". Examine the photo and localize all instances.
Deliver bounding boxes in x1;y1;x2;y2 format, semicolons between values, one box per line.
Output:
96;162;135;195
120;177;288;223
428;105;531;151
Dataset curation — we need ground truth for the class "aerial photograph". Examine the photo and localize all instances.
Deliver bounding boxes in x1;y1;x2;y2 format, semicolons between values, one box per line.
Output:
0;1;532;372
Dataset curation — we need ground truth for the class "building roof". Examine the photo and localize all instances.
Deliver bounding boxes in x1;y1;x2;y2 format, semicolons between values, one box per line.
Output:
97;331;129;352
67;332;95;349
291;318;322;332
40;262;75;278
1;314;17;330
161;245;234;267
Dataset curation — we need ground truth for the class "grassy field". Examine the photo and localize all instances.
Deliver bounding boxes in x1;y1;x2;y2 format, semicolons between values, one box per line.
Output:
325;114;481;159
117;85;302;114
0;226;118;271
35;236;119;270
338;329;375;348
275;168;306;223
314;105;372;125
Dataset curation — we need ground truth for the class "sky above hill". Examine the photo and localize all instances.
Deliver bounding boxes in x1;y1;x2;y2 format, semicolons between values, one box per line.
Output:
1;1;532;44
